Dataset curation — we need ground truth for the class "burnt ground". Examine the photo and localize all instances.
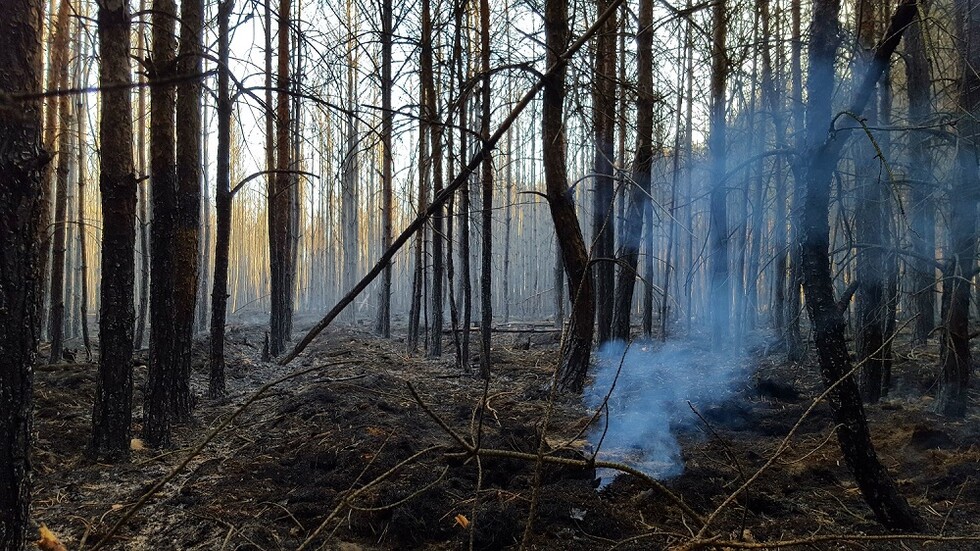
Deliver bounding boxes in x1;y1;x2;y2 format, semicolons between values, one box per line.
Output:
30;317;980;550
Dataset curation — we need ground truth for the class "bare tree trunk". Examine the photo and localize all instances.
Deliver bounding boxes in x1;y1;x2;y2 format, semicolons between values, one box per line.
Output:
592;0;616;344
854;0;887;404
408;72;428;352
375;0;393;338
134;0;150;350
478;0;492;376
75;48;91;360
143;0;180;448
173;0;204;418
38;0;71;343
424;0;445;358
708;0;730;349
611;0;653;342
91;0;137;460
937;0;980;417
547;0;595;391
905;0;935;346
47;35;72;364
269;0;293;356
209;0;234;397
0;2;44;544
799;0;922;529
458;4;472;369
786;0;805;361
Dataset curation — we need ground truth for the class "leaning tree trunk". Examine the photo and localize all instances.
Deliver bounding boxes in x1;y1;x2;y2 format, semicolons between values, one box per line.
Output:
90;0;138;461
143;0;180;448
547;0;596;392
799;0;922;530
0;2;43;546
937;0;980;417
611;0;653;343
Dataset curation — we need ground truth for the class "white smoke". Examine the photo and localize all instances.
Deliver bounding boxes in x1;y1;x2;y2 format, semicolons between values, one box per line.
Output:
584;339;752;486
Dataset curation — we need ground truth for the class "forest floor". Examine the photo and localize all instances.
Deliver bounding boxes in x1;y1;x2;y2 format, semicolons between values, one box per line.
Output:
30;316;980;550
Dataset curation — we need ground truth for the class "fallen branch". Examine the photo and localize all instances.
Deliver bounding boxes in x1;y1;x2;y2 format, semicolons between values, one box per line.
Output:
406;381;705;525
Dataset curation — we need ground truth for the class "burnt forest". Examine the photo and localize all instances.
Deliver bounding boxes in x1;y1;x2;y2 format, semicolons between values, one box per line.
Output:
1;0;980;549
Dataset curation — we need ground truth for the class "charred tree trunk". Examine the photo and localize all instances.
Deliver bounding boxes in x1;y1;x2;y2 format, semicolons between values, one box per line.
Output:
708;0;730;349
134;0;150;350
172;0;203;418
786;0;805;361
47;42;72;364
854;0;887;405
75;48;92;360
937;0;980;417
592;0;616;344
0;2;43;545
478;0;492;377
143;0;180;448
611;0;653;342
91;0;137;460
547;0;595;391
423;0;445;358
269;0;293;356
799;0;922;530
375;0;393;338
905;1;935;346
209;0;234;397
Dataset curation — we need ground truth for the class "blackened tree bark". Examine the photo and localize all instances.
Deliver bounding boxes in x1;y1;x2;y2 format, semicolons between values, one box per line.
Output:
173;0;203;418
143;0;180;448
38;0;71;343
905;0;935;346
611;0;653;342
592;0;616;345
0;1;43;545
478;0;492;377
800;0;922;530
269;0;294;356
375;0;393;338
708;0;730;350
546;0;595;391
786;0;805;360
91;0;138;460
854;0;887;404
209;0;234;397
47;39;72;365
937;0;980;417
423;0;445;358
75;50;92;360
134;0;150;350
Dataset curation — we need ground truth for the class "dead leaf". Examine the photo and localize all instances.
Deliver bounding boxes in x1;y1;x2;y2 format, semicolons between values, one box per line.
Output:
37;525;68;551
454;514;470;529
130;438;145;451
